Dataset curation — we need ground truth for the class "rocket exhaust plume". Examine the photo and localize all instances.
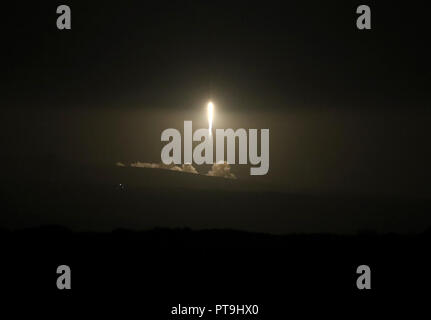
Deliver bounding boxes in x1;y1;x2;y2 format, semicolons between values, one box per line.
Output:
207;101;214;136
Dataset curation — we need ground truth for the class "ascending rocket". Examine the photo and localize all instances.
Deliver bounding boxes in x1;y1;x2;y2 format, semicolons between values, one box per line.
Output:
207;101;214;136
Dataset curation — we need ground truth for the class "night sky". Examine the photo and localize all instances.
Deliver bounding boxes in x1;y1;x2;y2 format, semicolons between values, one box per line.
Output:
2;0;430;196
2;2;431;305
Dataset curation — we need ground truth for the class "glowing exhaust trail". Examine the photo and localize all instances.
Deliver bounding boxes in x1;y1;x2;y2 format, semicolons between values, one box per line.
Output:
207;101;214;136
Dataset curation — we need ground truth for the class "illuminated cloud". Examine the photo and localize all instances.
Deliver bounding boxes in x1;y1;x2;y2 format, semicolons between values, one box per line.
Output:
126;161;198;174
117;161;235;178
181;163;198;174
207;162;236;179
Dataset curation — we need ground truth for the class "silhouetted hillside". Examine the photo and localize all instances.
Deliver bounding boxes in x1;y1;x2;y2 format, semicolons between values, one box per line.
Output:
1;226;430;300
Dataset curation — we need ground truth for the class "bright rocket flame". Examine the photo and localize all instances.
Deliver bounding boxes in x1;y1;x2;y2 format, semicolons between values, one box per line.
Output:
207;101;214;136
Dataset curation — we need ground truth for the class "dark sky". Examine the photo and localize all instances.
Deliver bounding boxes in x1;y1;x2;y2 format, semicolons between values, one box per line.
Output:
1;0;430;195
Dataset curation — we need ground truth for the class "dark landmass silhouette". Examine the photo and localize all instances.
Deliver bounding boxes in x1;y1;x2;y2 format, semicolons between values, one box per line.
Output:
1;224;431;248
1;226;430;301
